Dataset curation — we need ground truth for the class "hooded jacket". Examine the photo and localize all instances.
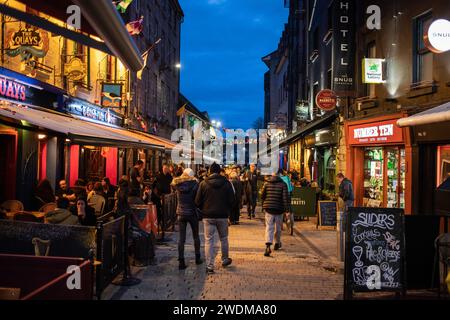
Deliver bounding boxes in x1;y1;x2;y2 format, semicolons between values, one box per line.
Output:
261;175;288;215
45;208;80;225
195;173;235;219
172;175;199;217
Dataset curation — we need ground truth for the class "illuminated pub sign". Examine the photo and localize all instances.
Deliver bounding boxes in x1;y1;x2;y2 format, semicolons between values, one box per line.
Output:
348;119;403;145
5;28;49;60
66;98;123;127
0;76;26;101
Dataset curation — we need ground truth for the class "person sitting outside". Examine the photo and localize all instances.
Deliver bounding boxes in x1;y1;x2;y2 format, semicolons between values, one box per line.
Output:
87;182;106;216
55;180;76;202
74;197;97;226
45;197;79;225
34;179;56;209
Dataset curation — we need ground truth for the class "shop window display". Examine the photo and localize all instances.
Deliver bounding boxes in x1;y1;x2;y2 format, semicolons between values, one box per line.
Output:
363;147;405;208
363;147;383;206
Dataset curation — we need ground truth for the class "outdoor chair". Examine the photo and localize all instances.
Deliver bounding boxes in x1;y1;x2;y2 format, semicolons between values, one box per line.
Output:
433;233;450;297
32;237;51;256
88;194;105;216
0;200;24;213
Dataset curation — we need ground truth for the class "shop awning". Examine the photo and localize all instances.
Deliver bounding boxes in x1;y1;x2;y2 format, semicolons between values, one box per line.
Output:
397;102;450;127
129;129;177;150
0;104;164;149
280;111;339;147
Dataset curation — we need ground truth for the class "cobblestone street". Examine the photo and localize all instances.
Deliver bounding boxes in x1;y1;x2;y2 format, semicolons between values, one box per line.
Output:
102;207;344;300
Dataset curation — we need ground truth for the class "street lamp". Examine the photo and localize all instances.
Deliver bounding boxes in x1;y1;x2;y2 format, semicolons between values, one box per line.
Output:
175;63;181;69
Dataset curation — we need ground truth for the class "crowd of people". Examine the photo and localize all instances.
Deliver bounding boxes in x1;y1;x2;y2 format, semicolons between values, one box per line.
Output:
21;160;353;276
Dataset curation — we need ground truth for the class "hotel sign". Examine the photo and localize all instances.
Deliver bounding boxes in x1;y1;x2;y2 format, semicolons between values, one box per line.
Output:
348;119;403;145
333;1;355;94
424;19;450;53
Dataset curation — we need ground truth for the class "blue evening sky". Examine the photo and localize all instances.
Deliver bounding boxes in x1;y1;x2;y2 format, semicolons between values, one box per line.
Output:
179;0;288;130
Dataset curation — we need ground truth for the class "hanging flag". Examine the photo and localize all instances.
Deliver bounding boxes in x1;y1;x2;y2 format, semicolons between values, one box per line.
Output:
126;16;144;36
137;49;149;80
116;0;134;13
137;39;161;80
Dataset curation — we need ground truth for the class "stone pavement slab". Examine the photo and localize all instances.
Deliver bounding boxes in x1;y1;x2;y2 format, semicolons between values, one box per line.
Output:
101;207;344;300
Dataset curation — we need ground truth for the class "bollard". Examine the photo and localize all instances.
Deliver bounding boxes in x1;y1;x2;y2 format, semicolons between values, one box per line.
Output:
337;210;345;262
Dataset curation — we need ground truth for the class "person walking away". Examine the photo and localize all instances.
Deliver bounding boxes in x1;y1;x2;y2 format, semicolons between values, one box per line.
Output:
229;171;243;225
337;173;354;228
243;164;258;219
279;169;294;230
152;165;173;235
130;160;144;197
261;170;288;256
171;168;203;269
195;163;234;274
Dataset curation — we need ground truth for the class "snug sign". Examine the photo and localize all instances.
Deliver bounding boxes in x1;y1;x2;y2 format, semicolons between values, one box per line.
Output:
424;19;450;54
315;89;337;112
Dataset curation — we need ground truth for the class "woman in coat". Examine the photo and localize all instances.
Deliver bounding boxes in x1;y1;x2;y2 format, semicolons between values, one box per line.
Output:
171;168;203;270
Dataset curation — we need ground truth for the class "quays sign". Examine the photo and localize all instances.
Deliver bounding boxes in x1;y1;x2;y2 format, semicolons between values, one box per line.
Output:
0;76;26;102
5;28;49;60
333;1;355;94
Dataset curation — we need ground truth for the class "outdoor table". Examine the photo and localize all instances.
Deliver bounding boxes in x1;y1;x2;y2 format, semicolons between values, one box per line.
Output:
5;211;46;220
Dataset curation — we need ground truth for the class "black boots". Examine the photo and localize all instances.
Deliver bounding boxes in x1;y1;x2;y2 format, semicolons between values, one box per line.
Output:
264;243;272;257
195;254;203;265
179;258;187;270
274;242;282;251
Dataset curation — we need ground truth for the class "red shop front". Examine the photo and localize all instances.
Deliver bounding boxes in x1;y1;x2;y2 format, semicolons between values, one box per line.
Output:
345;113;413;214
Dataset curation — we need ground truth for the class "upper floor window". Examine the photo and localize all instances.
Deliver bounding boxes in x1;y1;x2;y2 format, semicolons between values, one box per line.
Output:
413;11;433;84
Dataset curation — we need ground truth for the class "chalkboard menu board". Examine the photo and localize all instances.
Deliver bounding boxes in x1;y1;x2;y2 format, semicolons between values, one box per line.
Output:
344;207;406;299
318;201;337;227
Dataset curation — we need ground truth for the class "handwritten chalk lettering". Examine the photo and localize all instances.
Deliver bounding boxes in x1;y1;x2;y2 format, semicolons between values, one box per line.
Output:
352;228;381;244
383;232;400;250
353;212;395;230
366;265;382;290
365;241;400;263
381;282;401;288
352;266;370;286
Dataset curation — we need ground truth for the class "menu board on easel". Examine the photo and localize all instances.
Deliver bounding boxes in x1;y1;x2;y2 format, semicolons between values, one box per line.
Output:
344;207;406;299
318;201;337;228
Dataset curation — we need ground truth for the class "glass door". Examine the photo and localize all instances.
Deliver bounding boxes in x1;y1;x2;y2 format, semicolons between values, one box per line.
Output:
363;147;384;206
385;147;405;209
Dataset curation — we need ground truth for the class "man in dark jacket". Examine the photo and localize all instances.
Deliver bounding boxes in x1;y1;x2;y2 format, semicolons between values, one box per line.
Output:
337;173;354;226
195;163;234;274
243;163;259;219
172;168;203;270
261;170;288;257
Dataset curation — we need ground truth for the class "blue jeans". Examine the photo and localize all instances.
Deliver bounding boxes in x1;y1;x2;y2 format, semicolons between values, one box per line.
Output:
203;218;229;270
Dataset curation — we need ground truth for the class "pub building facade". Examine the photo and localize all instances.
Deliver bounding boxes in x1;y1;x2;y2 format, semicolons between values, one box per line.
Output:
0;1;175;209
345;0;450;215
